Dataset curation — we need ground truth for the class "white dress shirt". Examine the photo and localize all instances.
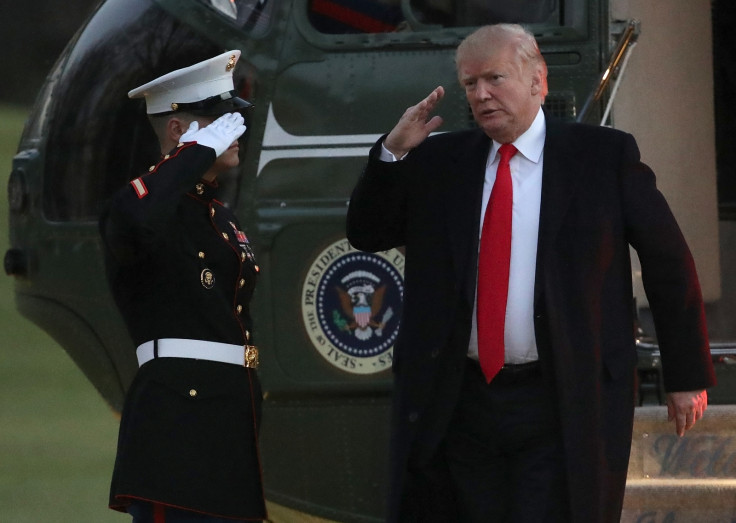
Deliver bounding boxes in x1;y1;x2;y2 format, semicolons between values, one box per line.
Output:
468;107;545;364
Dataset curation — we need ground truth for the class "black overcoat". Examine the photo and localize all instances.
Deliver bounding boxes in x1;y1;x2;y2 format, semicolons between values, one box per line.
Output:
101;143;266;520
346;115;716;522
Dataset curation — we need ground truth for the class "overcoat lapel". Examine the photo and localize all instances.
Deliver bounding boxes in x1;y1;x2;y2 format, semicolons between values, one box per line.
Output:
534;117;582;305
443;130;492;307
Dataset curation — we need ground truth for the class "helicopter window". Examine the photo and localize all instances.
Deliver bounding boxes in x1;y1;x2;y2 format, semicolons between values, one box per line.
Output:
42;0;244;221
308;0;405;33
203;0;276;34
409;0;558;27
308;0;559;33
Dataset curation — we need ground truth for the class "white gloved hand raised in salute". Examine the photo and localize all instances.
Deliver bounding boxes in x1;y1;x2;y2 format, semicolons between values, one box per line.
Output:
180;112;247;157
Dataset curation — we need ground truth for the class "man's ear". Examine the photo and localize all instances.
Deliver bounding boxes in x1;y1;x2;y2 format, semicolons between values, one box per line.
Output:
166;117;191;143
530;62;547;99
530;69;542;96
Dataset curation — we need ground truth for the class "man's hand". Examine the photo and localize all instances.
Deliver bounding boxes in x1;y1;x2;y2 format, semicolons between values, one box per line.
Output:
180;112;246;157
666;389;708;437
384;86;445;159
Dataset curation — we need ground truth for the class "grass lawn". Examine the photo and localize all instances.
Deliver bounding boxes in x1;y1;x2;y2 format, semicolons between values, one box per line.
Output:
0;105;122;522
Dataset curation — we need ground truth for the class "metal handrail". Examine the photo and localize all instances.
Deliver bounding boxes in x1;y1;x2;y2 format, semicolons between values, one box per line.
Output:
577;19;640;124
637;339;736;362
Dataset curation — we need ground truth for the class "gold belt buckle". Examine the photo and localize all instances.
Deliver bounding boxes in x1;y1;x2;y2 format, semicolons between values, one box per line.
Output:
244;345;259;369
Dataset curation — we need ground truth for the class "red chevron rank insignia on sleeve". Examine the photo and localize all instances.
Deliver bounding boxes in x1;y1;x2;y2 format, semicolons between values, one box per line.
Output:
130;177;149;199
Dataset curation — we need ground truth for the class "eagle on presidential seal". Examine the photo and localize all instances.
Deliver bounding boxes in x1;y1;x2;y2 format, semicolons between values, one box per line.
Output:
335;270;395;341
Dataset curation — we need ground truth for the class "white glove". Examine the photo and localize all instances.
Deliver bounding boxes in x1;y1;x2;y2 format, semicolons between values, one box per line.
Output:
180;112;246;157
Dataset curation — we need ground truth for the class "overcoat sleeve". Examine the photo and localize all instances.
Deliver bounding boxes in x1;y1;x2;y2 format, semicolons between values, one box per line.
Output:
620;133;716;392
346;138;413;252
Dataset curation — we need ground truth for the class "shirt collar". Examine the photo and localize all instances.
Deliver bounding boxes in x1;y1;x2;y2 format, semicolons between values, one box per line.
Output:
490;106;546;164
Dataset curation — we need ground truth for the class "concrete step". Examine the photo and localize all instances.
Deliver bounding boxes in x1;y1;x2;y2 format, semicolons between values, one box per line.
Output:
622;405;736;522
622;479;736;522
628;405;736;479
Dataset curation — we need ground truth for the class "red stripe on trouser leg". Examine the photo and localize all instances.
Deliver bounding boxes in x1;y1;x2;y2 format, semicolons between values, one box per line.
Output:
154;503;166;523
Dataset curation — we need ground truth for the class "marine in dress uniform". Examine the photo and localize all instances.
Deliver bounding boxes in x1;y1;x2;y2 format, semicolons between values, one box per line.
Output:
100;50;266;522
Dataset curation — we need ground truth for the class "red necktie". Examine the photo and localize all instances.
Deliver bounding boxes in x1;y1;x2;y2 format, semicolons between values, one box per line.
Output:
477;143;517;383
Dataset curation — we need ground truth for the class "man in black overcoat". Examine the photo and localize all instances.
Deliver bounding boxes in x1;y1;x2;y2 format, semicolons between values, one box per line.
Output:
346;24;716;523
101;50;266;522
